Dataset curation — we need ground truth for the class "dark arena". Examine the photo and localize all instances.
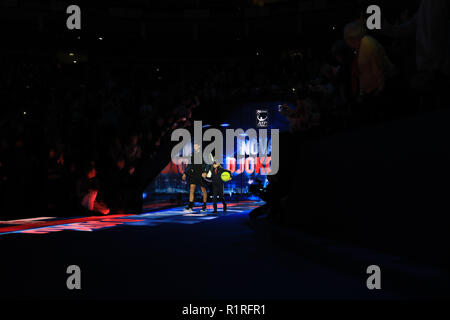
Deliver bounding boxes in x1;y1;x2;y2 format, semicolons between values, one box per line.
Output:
0;0;449;314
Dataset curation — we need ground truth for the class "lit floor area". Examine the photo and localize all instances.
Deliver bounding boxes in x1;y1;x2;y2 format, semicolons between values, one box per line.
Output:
0;202;262;236
0;201;444;300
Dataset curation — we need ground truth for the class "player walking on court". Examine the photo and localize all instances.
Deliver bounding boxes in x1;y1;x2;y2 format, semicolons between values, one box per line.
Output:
182;144;208;213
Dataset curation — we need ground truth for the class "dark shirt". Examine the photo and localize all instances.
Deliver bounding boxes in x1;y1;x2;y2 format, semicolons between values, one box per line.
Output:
210;166;230;185
185;152;208;177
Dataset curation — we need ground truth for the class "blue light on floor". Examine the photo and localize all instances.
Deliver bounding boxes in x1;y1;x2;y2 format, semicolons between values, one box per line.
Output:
0;202;264;236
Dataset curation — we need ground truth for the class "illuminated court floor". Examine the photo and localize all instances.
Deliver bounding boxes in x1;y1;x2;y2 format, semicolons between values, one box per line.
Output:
0;201;263;236
0;201;442;300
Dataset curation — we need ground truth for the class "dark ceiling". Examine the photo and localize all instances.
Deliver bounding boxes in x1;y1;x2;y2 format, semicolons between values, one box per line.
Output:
0;0;420;55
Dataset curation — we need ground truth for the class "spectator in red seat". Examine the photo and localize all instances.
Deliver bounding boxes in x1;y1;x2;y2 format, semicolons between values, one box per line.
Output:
77;166;110;215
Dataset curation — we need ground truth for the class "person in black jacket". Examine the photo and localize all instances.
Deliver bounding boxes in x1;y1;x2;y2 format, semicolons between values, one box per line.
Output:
182;144;208;212
107;157;133;213
209;162;230;215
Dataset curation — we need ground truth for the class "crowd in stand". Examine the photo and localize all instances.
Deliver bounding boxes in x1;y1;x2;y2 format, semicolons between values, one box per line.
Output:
0;59;204;216
1;1;448;218
251;1;450;226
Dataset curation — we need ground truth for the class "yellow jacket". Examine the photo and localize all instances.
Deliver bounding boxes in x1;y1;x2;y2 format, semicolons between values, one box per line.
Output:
358;35;396;94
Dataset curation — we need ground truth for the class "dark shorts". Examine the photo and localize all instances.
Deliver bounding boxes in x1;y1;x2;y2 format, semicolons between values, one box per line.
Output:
189;176;207;188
